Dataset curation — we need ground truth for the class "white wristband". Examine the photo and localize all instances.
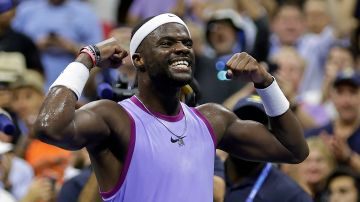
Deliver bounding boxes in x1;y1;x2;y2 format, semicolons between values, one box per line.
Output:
49;62;90;99
255;78;290;117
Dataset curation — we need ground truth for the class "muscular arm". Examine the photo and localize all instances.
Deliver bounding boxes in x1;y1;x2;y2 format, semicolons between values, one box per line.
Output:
34;40;128;151
34;85;114;150
208;52;309;163
198;103;308;164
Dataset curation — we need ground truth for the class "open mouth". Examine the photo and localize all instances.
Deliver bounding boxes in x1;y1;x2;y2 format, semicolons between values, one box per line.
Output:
169;60;190;71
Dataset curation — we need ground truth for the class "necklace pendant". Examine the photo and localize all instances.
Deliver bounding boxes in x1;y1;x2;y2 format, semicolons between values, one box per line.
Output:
178;138;185;147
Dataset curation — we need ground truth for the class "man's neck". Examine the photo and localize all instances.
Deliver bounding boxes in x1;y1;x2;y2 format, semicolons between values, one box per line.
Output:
137;89;181;116
334;115;360;139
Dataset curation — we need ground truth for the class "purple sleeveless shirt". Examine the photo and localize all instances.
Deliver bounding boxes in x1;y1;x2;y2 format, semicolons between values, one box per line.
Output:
100;96;217;202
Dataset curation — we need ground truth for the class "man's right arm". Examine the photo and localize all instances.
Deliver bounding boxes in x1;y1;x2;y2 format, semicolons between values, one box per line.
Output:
34;38;128;150
34;85;113;150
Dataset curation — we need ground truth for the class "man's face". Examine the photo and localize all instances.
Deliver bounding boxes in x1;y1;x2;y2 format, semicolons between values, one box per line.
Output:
331;84;360;123
273;50;304;91
272;5;305;45
304;0;329;34
329;176;358;202
11;87;44;125
326;47;354;71
300;149;332;185
207;21;237;56
140;23;195;88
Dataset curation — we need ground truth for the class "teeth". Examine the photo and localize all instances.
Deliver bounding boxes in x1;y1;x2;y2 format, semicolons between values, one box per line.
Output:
170;60;189;67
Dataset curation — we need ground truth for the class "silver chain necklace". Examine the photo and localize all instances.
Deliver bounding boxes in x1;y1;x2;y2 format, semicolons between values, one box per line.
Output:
135;96;187;147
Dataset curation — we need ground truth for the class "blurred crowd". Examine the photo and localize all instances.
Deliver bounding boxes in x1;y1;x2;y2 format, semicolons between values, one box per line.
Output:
0;0;360;201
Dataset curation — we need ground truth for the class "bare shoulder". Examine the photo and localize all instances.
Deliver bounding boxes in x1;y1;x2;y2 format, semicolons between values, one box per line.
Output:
196;103;232;119
196;103;238;140
79;99;131;134
80;99;125;115
77;99;133;155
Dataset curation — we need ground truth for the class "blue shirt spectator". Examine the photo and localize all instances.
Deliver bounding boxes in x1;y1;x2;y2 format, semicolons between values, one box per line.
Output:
225;164;313;202
12;0;103;90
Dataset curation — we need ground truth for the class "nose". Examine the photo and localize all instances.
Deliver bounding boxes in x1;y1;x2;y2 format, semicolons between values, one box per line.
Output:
173;42;190;55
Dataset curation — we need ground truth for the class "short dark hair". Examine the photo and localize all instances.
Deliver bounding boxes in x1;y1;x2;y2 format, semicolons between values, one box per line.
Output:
325;166;360;202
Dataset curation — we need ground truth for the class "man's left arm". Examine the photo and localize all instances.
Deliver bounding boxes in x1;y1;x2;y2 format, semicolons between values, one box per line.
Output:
211;52;309;163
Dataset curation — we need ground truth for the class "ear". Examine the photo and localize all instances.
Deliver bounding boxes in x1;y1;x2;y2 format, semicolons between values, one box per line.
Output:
132;53;145;72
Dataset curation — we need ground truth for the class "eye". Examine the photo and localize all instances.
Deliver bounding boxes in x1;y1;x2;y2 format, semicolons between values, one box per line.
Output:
160;40;172;47
339;188;350;194
183;40;193;47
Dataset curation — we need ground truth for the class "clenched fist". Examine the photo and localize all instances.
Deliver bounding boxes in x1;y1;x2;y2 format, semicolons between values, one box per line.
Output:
77;37;128;70
225;52;273;88
95;37;129;68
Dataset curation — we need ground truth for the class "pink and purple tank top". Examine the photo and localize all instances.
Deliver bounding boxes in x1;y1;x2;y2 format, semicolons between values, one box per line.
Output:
100;96;217;202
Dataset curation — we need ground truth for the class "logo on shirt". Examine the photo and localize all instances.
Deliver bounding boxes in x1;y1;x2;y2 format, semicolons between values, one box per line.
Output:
170;137;179;143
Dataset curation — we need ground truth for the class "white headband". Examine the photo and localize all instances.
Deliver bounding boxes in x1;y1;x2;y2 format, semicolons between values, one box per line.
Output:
129;13;191;64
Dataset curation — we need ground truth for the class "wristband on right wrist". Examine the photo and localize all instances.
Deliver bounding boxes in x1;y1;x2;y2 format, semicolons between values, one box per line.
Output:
49;62;90;99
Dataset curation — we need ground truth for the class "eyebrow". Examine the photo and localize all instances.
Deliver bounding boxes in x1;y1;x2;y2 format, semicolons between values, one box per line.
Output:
158;36;192;43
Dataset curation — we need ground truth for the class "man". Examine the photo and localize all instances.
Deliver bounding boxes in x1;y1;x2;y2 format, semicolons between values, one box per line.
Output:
12;0;103;89
224;95;313;202
0;52;26;144
270;2;352;97
194;9;253;104
34;13;309;202
325;166;360;202
0;0;44;75
306;68;360;172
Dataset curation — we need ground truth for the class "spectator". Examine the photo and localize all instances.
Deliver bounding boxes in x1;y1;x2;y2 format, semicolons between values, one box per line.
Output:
305;69;360;172
10;70;45;135
270;1;351;97
205;9;257;59
0;0;44;74
324;166;360;202
0;141;34;201
12;0;103;90
303;0;329;34
224;95;313;202
284;136;336;201
0;52;26;144
10;70;72;185
234;0;271;62
194;9;255;103
0;52;25;109
321;45;355;103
